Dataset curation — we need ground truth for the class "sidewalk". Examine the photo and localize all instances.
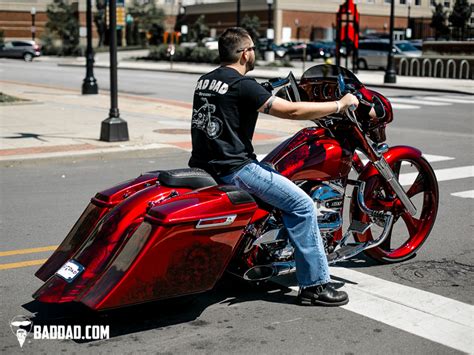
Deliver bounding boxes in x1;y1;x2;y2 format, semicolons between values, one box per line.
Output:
1;52;472;162
0;80;307;162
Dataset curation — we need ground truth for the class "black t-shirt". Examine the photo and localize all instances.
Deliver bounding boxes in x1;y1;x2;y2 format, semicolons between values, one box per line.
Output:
188;66;272;177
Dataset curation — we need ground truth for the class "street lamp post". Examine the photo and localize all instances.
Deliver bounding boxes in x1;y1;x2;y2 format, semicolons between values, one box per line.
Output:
82;0;98;95
100;0;129;142
266;0;273;49
384;0;397;83
30;7;36;41
406;0;412;39
236;0;241;27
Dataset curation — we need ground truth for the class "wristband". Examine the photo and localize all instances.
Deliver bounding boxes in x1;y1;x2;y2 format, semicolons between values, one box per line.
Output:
335;100;341;114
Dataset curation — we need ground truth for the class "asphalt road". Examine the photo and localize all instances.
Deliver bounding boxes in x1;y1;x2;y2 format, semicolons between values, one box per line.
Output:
0;60;473;354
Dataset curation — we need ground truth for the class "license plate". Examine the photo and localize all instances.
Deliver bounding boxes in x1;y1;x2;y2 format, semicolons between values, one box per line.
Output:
55;260;84;283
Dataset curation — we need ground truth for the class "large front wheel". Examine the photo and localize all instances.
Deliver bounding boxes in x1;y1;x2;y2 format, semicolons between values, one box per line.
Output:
350;155;439;263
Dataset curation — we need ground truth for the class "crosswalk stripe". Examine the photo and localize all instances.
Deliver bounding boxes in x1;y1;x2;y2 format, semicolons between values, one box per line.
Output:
451;190;474;198
421;97;474;104
391;103;420;109
399;165;474;186
280;266;474;353
389;98;451;106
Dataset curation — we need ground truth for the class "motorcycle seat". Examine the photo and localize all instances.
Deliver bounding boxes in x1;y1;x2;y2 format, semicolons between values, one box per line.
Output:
158;168;217;189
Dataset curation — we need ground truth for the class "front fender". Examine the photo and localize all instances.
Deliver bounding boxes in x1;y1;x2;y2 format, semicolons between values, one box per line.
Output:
356;145;423;182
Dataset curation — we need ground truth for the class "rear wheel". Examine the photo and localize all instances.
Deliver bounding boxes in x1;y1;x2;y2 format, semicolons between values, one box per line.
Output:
23;52;34;62
350;155;438;263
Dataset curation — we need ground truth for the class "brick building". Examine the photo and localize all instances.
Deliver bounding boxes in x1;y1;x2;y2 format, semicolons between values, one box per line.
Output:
0;0;181;43
181;0;463;42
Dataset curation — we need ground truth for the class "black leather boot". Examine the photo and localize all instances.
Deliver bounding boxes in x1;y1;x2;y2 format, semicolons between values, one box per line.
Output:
296;283;349;306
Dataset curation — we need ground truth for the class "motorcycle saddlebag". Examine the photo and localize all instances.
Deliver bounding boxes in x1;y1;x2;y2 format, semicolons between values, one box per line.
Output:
36;185;257;311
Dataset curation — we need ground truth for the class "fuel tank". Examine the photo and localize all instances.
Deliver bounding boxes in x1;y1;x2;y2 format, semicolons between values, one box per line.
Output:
263;127;353;181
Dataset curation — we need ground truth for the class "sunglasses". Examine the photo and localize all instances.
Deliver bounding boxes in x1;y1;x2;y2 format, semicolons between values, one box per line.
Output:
236;46;256;53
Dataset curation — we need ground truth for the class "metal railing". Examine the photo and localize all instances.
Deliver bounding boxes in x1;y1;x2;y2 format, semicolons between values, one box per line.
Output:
398;57;471;79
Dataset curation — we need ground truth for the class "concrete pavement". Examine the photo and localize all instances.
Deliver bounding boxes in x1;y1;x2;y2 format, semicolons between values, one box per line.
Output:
1;51;472;162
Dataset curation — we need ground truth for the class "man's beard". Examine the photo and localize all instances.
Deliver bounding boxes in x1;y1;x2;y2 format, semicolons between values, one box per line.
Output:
246;58;255;72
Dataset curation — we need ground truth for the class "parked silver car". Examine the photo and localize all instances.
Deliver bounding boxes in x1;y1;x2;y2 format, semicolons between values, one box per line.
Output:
357;40;421;70
0;40;41;62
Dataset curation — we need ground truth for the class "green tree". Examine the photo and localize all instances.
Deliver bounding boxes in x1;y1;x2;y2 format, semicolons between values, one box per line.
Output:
430;3;450;40
189;15;210;43
42;0;80;55
127;0;165;46
449;0;473;40
241;15;261;42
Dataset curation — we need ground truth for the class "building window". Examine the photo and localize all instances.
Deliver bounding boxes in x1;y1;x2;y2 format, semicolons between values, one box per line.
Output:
444;1;450;7
384;0;391;3
367;0;375;3
415;0;421;5
400;0;406;4
430;0;436;6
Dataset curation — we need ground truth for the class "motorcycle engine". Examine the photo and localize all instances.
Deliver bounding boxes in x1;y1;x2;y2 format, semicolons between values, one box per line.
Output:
253;182;345;262
311;182;344;234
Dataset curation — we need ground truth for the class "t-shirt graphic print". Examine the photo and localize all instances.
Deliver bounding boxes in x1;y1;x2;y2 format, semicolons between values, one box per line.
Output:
189;66;272;177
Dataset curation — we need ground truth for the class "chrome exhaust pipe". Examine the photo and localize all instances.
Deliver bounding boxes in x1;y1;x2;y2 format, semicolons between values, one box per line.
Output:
243;261;296;281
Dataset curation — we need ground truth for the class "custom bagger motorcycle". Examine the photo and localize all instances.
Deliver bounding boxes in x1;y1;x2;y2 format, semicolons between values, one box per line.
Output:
33;65;439;310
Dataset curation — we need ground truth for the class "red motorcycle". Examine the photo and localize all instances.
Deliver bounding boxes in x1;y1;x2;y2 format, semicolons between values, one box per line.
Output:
33;65;439;311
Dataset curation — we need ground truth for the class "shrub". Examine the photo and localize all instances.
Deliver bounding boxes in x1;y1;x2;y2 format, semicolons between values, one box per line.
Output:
148;44;218;64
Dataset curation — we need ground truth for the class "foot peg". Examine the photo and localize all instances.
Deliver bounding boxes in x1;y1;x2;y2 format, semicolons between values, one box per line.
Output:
348;220;371;234
327;243;367;264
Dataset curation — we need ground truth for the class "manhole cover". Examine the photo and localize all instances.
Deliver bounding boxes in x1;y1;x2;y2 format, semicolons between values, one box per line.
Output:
392;259;474;287
153;128;189;134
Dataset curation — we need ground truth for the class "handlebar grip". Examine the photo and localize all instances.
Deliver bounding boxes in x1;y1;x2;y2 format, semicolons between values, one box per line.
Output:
348;104;357;112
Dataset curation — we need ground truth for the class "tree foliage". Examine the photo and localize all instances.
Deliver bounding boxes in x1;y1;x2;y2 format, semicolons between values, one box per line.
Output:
449;0;473;40
127;0;166;45
241;15;261;42
189;15;210;43
42;0;80;55
430;3;450;40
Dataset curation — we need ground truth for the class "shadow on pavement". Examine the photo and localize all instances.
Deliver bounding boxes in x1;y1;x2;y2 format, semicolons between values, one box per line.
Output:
22;274;295;343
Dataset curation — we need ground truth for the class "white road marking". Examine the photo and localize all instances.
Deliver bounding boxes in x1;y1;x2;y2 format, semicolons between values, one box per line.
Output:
399;165;474;186
422;97;474;104
281;267;474;354
389;98;451;106
451;190;474;199
391;103;421;110
422;154;455;163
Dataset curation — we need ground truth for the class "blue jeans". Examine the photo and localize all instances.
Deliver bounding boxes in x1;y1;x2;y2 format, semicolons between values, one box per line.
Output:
220;161;331;288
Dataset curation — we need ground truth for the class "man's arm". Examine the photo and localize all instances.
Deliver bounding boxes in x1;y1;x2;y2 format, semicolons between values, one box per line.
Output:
258;93;359;120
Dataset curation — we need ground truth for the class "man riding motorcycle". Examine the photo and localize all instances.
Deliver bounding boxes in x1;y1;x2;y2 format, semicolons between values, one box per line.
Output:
188;27;359;306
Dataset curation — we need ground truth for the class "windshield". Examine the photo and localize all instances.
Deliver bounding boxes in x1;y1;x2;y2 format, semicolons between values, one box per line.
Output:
396;42;419;52
301;64;360;83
